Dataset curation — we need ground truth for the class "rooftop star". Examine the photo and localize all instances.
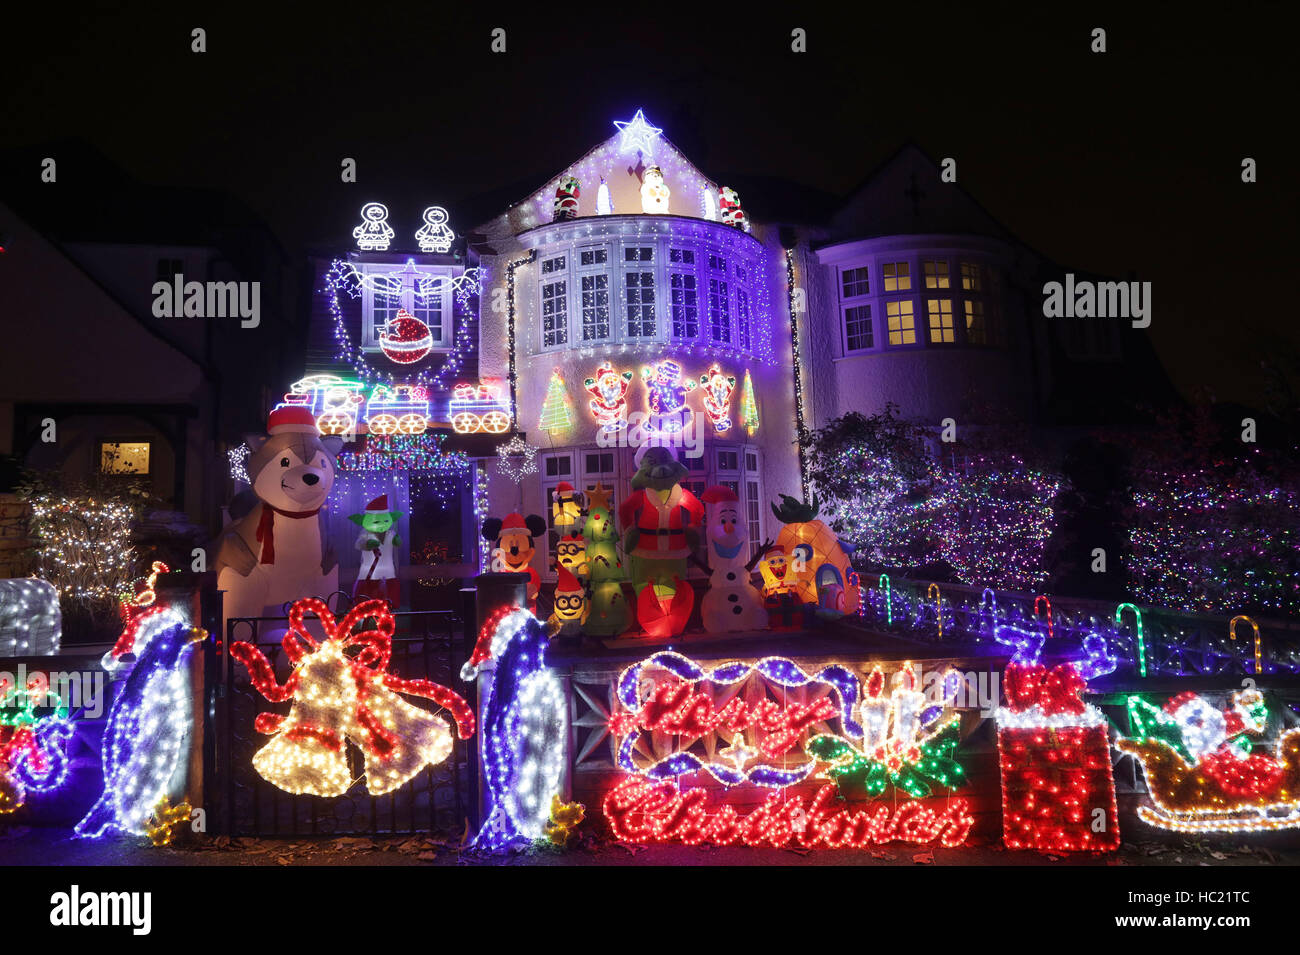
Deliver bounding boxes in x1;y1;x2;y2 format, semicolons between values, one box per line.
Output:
613;108;662;155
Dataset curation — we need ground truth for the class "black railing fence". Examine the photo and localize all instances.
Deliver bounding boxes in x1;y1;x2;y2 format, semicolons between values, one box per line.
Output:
205;593;477;838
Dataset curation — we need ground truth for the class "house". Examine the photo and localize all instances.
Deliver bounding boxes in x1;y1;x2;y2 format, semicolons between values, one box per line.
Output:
288;111;1174;603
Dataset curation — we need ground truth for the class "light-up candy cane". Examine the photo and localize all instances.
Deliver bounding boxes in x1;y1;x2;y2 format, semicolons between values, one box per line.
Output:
980;588;997;633
1229;615;1262;674
1115;602;1146;678
879;574;891;626
1033;595;1053;640
927;583;942;639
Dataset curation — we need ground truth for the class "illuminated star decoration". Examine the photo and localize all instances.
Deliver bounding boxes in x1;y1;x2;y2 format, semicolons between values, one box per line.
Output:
719;732;758;772
227;445;251;484
145;796;192;847
613;109;663;156
495;436;539;482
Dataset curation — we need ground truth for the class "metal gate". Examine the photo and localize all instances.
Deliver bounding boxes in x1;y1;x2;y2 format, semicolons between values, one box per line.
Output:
206;601;477;837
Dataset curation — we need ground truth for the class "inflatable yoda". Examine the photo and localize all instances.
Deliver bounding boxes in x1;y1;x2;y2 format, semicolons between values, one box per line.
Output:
348;495;404;606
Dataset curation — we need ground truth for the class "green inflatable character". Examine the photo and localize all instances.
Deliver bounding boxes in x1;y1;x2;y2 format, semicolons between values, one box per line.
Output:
582;482;633;635
617;446;705;638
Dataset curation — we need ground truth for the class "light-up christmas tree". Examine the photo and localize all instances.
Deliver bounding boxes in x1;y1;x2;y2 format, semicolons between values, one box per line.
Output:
539;368;575;434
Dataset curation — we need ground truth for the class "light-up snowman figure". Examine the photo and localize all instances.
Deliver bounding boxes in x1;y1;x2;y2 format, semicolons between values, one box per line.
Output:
640;164;671;214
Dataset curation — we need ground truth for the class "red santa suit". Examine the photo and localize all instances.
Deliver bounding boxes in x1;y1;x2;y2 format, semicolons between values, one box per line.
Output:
619;485;704;560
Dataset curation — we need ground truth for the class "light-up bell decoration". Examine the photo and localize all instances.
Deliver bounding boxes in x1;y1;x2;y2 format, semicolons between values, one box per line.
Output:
230;598;474;798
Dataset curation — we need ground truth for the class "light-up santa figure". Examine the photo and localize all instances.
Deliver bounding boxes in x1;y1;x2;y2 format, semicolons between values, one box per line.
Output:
640;164;670;214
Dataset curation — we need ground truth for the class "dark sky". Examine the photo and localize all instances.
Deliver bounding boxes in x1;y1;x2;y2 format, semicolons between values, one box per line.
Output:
3;5;1296;409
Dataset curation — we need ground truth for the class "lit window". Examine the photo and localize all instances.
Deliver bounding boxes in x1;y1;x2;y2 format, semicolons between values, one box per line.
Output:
886;300;916;345
842;266;870;298
101;442;151;475
541;278;568;348
625;271;656;337
964;300;986;345
882;262;911;292
923;260;950;289
961;261;982;291
927;299;955;343
844;305;874;352
361;264;452;350
581;274;609;341
670;272;698;339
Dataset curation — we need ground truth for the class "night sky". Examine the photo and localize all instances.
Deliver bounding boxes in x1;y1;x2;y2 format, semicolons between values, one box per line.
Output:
3;6;1296;409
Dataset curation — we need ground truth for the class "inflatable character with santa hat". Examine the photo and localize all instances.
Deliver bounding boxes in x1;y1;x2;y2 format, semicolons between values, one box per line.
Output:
697;486;770;632
213;406;340;633
547;566;589;637
481;512;548;612
349;495;403;606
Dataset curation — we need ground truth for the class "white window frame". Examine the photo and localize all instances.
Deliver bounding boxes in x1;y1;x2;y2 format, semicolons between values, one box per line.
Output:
576;243;612;345
360;263;454;352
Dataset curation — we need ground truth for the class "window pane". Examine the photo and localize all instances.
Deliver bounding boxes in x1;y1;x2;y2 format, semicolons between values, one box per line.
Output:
542;256;566;274
581;273;610;341
842;266;870;298
961;261;982;291
625;271;656;337
886;300;916;345
708;277;730;343
923;260;950;289
542;280;568;348
736;287;751;352
964;300;986;344
580;248;607;266
883;261;911;292
927;298;954;343
668;248;695;265
844;304;873;351
670;272;699;339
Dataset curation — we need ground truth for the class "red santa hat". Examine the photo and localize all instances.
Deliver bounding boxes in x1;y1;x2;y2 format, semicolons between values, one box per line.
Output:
556;481;574;495
268;405;319;435
700;485;739;505
365;495;389;513
555;565;582;594
501;513;527;532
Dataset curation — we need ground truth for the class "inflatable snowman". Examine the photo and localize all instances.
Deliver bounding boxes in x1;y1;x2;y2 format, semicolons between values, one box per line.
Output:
699;486;768;632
